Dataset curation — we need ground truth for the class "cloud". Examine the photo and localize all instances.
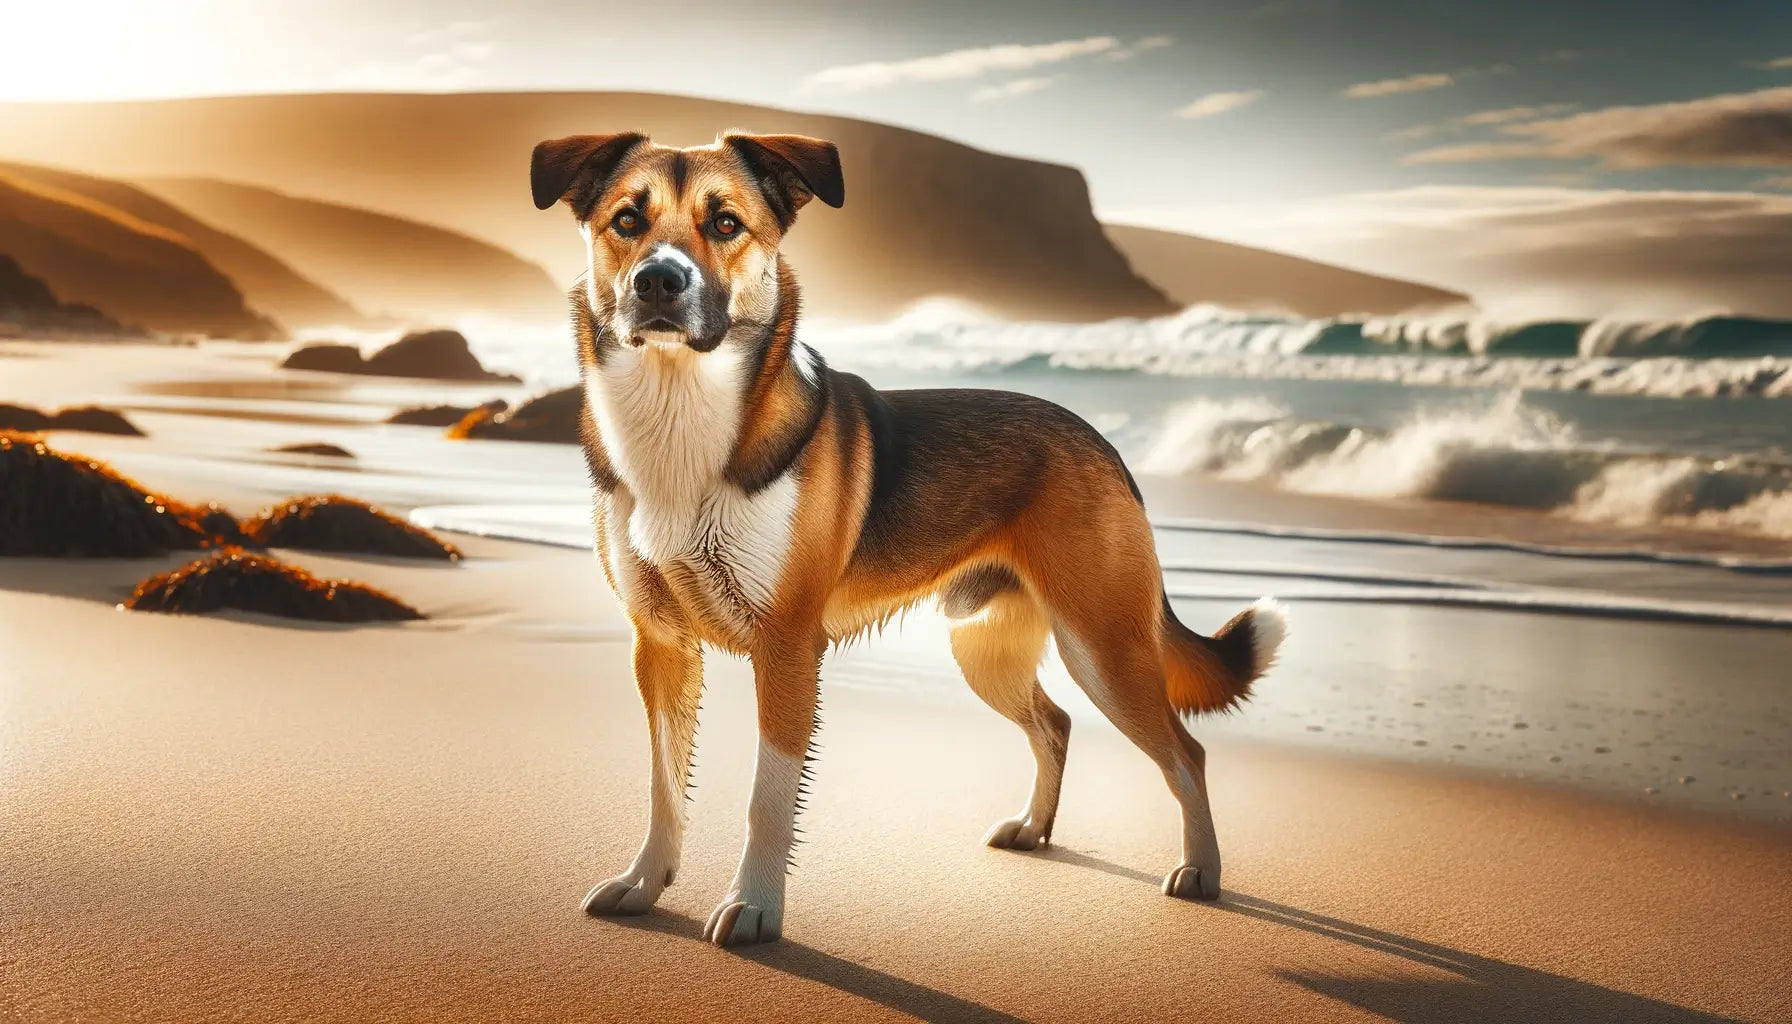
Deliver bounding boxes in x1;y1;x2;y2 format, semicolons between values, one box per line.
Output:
1105;35;1174;61
1389;104;1576;142
1758;174;1792;190
970;76;1058;103
1172;90;1265;119
1385;124;1436;141
1454;103;1575;126
1343;72;1455;99
1150;185;1792;317
1405;86;1792;168
1763;56;1792;70
332;20;497;91
803;37;1123;92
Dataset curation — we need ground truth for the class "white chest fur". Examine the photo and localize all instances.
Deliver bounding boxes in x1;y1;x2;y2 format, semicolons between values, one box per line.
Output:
586;343;798;626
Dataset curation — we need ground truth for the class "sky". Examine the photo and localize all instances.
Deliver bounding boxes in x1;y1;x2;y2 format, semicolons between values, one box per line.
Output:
5;0;1792;315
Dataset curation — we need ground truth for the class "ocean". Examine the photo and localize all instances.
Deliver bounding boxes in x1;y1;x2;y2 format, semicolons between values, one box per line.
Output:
458;304;1792;548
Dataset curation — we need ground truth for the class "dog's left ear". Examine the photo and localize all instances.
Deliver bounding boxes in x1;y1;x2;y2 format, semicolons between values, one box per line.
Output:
724;133;845;227
531;132;647;213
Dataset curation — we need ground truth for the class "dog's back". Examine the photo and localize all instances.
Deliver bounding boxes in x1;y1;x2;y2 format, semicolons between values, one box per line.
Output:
533;128;1283;946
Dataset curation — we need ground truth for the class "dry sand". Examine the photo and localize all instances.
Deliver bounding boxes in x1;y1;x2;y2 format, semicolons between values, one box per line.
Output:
2;339;1790;1022
3;541;1790;1023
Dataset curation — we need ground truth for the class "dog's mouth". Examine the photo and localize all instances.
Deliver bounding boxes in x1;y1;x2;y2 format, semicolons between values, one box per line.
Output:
629;318;688;348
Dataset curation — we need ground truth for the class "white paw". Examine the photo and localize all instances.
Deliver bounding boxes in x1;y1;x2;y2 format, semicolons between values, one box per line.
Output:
1162;862;1222;901
581;868;669;916
702;893;781;947
983;817;1048;851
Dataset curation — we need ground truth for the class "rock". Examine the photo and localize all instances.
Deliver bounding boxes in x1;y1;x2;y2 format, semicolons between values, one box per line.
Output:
124;547;422;621
449;386;581;443
364;329;516;381
270;442;354;458
280;330;517;382
0;403;51;432
241;494;461;560
386;399;506;427
45;405;143;436
280;342;365;373
0;402;143;436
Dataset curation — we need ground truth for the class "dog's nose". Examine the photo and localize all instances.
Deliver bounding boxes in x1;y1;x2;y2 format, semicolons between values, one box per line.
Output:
633;261;689;301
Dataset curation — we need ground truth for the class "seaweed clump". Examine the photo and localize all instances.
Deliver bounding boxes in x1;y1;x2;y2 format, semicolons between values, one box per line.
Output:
0;432;213;555
241;495;461;560
125;547;423;622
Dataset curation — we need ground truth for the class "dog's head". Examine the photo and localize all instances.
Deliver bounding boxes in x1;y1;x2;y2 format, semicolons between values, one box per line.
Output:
531;132;844;352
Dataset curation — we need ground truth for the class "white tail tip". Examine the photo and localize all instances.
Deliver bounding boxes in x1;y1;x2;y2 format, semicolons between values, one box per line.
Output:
1249;596;1288;677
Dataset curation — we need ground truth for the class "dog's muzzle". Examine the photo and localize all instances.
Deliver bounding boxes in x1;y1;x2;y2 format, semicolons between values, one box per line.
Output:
621;255;708;346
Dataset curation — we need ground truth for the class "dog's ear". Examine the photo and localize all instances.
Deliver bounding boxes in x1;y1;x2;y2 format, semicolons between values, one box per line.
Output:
724;133;845;227
531;132;647;213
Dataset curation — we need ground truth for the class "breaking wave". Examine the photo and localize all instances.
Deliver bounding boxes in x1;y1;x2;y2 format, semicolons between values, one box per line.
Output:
813;305;1792;399
1138;393;1792;540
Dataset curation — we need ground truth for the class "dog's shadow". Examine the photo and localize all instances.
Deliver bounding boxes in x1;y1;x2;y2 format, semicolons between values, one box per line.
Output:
605;911;1028;1024
601;849;1740;1024
1040;847;1743;1024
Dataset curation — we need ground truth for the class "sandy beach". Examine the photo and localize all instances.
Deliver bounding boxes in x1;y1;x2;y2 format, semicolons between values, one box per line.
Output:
1;339;1789;1023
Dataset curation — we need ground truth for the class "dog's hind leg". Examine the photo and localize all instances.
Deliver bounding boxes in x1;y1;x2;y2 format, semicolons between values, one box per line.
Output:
1029;519;1227;901
583;629;703;916
1050;608;1225;900
944;578;1070;851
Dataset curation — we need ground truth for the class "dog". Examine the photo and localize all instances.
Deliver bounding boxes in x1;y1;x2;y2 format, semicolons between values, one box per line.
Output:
530;130;1286;947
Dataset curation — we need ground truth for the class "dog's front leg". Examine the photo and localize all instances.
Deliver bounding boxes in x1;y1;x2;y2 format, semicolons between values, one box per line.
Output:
583;629;703;916
702;635;821;947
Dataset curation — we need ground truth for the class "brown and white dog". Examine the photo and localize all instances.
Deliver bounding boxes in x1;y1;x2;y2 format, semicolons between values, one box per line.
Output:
530;130;1286;947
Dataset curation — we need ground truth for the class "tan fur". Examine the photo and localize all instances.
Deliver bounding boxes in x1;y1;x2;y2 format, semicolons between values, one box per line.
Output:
542;130;1282;946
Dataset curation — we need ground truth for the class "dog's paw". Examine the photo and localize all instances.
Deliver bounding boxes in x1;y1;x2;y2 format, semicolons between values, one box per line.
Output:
983;817;1046;851
581;872;664;916
1162;863;1222;901
702;897;779;947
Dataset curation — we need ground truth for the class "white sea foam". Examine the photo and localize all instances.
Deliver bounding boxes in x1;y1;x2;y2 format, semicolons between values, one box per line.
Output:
1138;393;1792;540
802;304;1792;400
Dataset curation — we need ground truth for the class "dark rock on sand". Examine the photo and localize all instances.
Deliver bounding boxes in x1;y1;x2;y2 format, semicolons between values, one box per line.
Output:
270;442;354;458
363;329;515;381
241;495;461;560
0;432;211;556
0;402;143;436
449;386;581;443
281;329;518;382
125;547;422;622
280;342;364;373
386;399;507;427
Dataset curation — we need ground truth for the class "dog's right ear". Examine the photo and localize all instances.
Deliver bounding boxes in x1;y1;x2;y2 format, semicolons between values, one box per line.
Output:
531;133;647;214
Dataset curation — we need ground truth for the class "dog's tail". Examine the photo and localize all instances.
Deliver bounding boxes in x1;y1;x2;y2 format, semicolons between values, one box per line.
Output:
1161;596;1287;716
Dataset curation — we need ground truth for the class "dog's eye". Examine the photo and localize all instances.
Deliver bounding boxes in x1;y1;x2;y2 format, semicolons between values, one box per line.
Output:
711;213;740;238
612;210;645;237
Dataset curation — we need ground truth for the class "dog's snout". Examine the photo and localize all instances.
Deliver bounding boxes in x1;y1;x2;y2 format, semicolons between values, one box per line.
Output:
633;261;690;302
